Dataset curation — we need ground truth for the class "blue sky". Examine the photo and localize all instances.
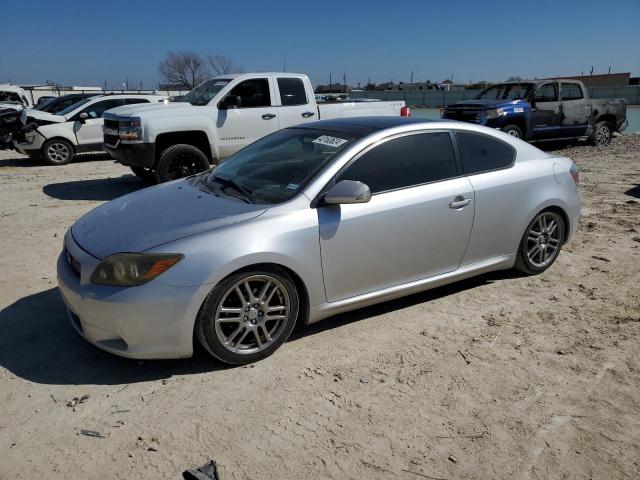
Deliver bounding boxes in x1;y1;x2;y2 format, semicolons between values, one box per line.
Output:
1;0;638;88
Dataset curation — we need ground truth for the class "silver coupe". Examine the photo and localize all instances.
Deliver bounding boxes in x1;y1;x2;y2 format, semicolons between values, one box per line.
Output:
57;117;581;364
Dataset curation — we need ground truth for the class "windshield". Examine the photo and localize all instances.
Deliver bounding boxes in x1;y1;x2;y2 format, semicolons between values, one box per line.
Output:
57;97;93;116
182;79;231;106
203;128;360;204
0;91;23;104
476;83;534;100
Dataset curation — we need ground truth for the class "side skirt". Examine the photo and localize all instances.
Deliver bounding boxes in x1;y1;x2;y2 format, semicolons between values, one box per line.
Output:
307;254;515;324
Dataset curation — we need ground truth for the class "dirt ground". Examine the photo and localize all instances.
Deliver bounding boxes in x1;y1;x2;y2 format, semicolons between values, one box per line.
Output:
1;136;639;480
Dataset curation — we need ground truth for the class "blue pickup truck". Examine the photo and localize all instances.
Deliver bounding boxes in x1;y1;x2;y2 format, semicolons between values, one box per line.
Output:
441;80;628;146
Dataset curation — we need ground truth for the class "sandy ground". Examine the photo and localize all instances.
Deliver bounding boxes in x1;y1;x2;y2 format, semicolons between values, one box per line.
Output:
0;137;639;480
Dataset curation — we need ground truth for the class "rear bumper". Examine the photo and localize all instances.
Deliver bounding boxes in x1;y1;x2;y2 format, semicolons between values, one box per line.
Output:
105;142;155;168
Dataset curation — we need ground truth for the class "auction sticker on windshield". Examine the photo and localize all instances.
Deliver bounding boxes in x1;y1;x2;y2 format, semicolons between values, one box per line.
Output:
313;135;348;148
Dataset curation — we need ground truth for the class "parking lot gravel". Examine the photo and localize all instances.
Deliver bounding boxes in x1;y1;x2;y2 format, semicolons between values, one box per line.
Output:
1;136;639;479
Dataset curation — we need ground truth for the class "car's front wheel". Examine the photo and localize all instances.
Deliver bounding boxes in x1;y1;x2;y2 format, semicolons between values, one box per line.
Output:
42;139;75;165
195;267;300;364
515;210;565;275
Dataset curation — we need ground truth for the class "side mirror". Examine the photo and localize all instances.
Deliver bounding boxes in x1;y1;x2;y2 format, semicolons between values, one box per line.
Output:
322;180;371;205
220;95;241;110
78;112;89;122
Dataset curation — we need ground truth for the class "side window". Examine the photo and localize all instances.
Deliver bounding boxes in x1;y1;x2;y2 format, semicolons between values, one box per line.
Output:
79;99;123;118
123;98;149;105
337;132;457;194
457;131;515;175
561;83;583;101
228;79;271;108
277;78;308;106
532;83;558;102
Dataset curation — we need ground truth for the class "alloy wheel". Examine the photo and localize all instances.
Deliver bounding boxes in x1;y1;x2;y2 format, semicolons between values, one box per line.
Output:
595;125;610;146
214;275;291;355
167;152;203;180
526;212;561;268
47;142;70;163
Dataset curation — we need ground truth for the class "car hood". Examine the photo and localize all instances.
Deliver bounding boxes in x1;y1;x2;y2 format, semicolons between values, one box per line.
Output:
71;178;267;259
445;99;528;110
23;108;65;124
106;102;197;119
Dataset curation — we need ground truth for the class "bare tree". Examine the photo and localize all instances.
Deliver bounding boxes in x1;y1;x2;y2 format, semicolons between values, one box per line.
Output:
207;55;243;76
158;51;207;89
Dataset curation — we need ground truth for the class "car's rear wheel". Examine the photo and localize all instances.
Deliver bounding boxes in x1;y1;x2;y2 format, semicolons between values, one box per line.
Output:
130;165;156;183
515;210;565;275
501;124;523;139
42;139;75;165
590;121;611;146
195;267;299;364
155;144;209;183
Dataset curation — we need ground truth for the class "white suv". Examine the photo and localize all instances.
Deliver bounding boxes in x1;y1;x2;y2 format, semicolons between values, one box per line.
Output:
14;94;166;165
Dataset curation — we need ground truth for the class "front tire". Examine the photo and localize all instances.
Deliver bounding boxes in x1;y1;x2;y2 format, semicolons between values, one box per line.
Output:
515;210;565;275
195;267;300;365
155;144;210;183
590;121;611;147
42;139;75;165
501;124;523;139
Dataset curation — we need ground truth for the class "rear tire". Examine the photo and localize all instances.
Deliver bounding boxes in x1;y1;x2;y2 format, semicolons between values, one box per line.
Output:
590;121;611;146
130;165;156;183
195;266;300;365
155;144;210;183
515;210;565;275
501;124;523;139
41;139;75;165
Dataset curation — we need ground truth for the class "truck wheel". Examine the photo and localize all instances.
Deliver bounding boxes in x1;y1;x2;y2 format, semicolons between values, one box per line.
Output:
42;139;75;165
155;144;210;183
590;121;611;146
501;125;523;139
130;166;156;183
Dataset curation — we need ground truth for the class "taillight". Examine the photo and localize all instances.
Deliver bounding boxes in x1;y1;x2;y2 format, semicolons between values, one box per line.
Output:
570;163;579;185
400;106;411;117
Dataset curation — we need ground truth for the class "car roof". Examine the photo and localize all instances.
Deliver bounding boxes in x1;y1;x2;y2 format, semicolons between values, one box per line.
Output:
294;116;439;135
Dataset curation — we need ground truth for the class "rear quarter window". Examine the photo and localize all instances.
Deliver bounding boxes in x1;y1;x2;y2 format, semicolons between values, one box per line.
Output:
277;78;308;106
456;131;515;175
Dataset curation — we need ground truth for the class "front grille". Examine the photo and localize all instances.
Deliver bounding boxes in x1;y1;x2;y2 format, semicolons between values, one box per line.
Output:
104;133;119;146
442;109;483;123
103;118;119;130
65;248;81;277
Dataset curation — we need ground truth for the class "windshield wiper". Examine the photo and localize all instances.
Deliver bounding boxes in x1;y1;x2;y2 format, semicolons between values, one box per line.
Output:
209;174;254;203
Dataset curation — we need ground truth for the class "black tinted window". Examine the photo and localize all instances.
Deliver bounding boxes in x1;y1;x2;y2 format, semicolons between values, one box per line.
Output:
533;83;558;102
561;83;583;101
457;131;515;174
278;78;308;106
80;99;123;118
338;132;457;194
123;98;150;105
229;79;271;108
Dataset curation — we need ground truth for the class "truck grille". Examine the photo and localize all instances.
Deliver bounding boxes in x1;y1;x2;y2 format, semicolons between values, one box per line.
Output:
442;108;483;123
103;118;119;147
104;118;119;130
104;133;119;146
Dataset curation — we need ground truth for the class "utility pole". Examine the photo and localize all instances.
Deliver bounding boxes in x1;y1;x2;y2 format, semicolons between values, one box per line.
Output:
343;73;346;92
283;56;286;72
329;73;332;87
410;70;413;84
608;66;611;74
125;77;129;90
139;80;143;92
590;66;594;75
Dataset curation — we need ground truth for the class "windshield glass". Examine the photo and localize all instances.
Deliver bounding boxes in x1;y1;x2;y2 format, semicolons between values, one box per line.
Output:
182;79;231;106
0;91;23;104
203;128;360;204
57;97;93;116
476;83;533;100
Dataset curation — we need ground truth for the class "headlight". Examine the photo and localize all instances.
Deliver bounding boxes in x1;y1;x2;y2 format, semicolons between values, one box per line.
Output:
118;117;142;143
91;253;183;287
485;108;506;119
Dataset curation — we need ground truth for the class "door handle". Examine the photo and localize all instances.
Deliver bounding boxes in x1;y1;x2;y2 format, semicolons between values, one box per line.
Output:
262;113;276;120
449;196;471;209
301;111;315;118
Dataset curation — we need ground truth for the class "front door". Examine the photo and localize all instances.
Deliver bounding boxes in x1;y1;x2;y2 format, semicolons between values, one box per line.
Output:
216;78;279;159
73;98;124;148
531;82;562;139
318;131;475;302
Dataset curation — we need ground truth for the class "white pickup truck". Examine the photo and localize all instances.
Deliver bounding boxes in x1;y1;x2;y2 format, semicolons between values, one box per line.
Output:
103;72;409;182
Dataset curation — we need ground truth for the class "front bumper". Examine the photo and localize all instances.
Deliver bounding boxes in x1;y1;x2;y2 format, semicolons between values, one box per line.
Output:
56;231;201;359
104;142;155;168
13;130;44;155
